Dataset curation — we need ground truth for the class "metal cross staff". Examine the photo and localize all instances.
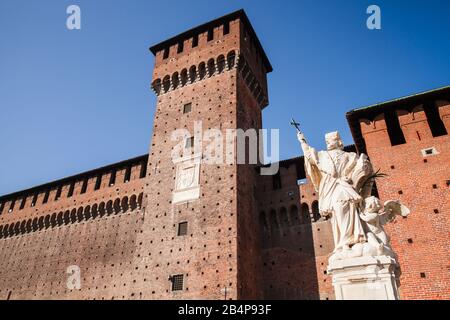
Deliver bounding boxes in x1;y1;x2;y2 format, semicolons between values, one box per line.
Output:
290;118;301;132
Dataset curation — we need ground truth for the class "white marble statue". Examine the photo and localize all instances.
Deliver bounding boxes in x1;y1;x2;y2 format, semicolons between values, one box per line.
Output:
360;196;410;255
294;128;409;262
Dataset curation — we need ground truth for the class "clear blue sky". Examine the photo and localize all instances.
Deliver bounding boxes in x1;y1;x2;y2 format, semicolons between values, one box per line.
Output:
1;0;449;195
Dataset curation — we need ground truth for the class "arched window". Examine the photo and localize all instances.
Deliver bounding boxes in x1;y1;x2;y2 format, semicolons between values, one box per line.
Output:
259;211;267;233
106;200;114;215
38;216;45;230
180;69;188;86
130;195;137;210
98;202;106;217
26;219;32;233
152;78;161;95
50;213;57;227
70;209;77;223
171;72;179;89
198;62;206;80
189;65;197;83
113;198;121;214
121;196;129;213
84;206;91;220
227;51;236;69
217;55;225;73
138;193;143;208
290;205;299;225
77;207;84;221
269;209;278;230
312;201;320;222
279;207;289;228
91;204;98;219
207;58;215;77
301;203;310;224
44;215;51;229
162;75;171;93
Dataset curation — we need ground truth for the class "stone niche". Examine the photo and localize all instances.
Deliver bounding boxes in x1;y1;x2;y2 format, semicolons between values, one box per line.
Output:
172;154;201;204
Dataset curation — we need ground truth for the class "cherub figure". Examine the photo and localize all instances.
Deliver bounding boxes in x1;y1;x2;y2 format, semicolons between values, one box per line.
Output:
360;196;410;255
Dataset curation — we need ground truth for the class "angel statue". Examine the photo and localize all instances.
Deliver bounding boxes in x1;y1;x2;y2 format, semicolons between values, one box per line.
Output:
360;196;410;256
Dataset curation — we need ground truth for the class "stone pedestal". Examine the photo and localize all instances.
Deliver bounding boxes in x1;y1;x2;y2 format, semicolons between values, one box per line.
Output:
327;255;400;300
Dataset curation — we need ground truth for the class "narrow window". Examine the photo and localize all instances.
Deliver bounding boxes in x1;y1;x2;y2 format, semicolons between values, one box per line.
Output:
207;29;214;41
178;222;188;236
109;170;116;186
94;174;102;190
43;190;50;204
163;47;169;59
192;34;198;48
385;110;406;146
171;274;184;291
423;102;447;137
183;103;192;114
8;200;15;212
7;291;12;300
124;166;132;183
31;193;38;206
0;202;4;215
67;182;75;197
80;179;88;194
185;136;194;149
223;21;230;35
139;162;147;178
177;41;184;53
19;196;27;210
54;186;62;201
273;172;282;190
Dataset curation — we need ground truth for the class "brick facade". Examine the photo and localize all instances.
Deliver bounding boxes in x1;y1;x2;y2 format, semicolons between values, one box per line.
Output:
0;10;448;300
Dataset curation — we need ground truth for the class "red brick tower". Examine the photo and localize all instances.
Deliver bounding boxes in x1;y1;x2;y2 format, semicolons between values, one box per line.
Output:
136;10;272;299
347;86;450;299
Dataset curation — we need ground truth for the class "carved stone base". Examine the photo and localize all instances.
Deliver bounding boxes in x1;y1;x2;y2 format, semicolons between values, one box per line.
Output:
327;255;400;300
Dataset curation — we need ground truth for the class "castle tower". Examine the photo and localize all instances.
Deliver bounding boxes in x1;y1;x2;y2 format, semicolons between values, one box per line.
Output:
346;86;450;299
135;10;272;299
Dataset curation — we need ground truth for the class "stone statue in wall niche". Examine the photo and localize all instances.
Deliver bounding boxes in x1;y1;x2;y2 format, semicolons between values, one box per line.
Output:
291;120;409;262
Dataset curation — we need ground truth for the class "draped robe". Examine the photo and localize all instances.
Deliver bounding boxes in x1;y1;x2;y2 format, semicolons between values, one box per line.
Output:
302;144;366;251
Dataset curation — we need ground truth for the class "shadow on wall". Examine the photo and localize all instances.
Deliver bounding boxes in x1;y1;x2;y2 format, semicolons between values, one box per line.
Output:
259;202;327;299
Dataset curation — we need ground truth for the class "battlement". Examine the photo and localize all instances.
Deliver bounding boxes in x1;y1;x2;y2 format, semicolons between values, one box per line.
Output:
347;85;450;153
149;9;271;108
0;154;148;229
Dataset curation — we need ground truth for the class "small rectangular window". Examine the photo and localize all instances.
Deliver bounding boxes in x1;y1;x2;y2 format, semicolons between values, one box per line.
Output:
31;193;38;206
177;41;184;53
178;222;188;236
185;136;194;149
163;47;169;59
67;183;75;197
192;35;198;48
80;179;88;194
273;172;282;190
43;190;50;204
139;162;147;178
109;170;116;186
54;186;62;201
94;175;102;190
19;196;26;210
223;21;230;35
183;103;192;114
207;29;214;41
171;274;184;291
124;165;132;183
8;200;15;212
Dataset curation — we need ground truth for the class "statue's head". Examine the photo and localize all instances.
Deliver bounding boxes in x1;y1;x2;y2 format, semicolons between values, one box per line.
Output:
364;196;382;213
325;131;344;150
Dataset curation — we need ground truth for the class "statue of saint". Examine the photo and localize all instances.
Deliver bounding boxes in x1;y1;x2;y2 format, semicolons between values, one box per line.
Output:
296;130;374;257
